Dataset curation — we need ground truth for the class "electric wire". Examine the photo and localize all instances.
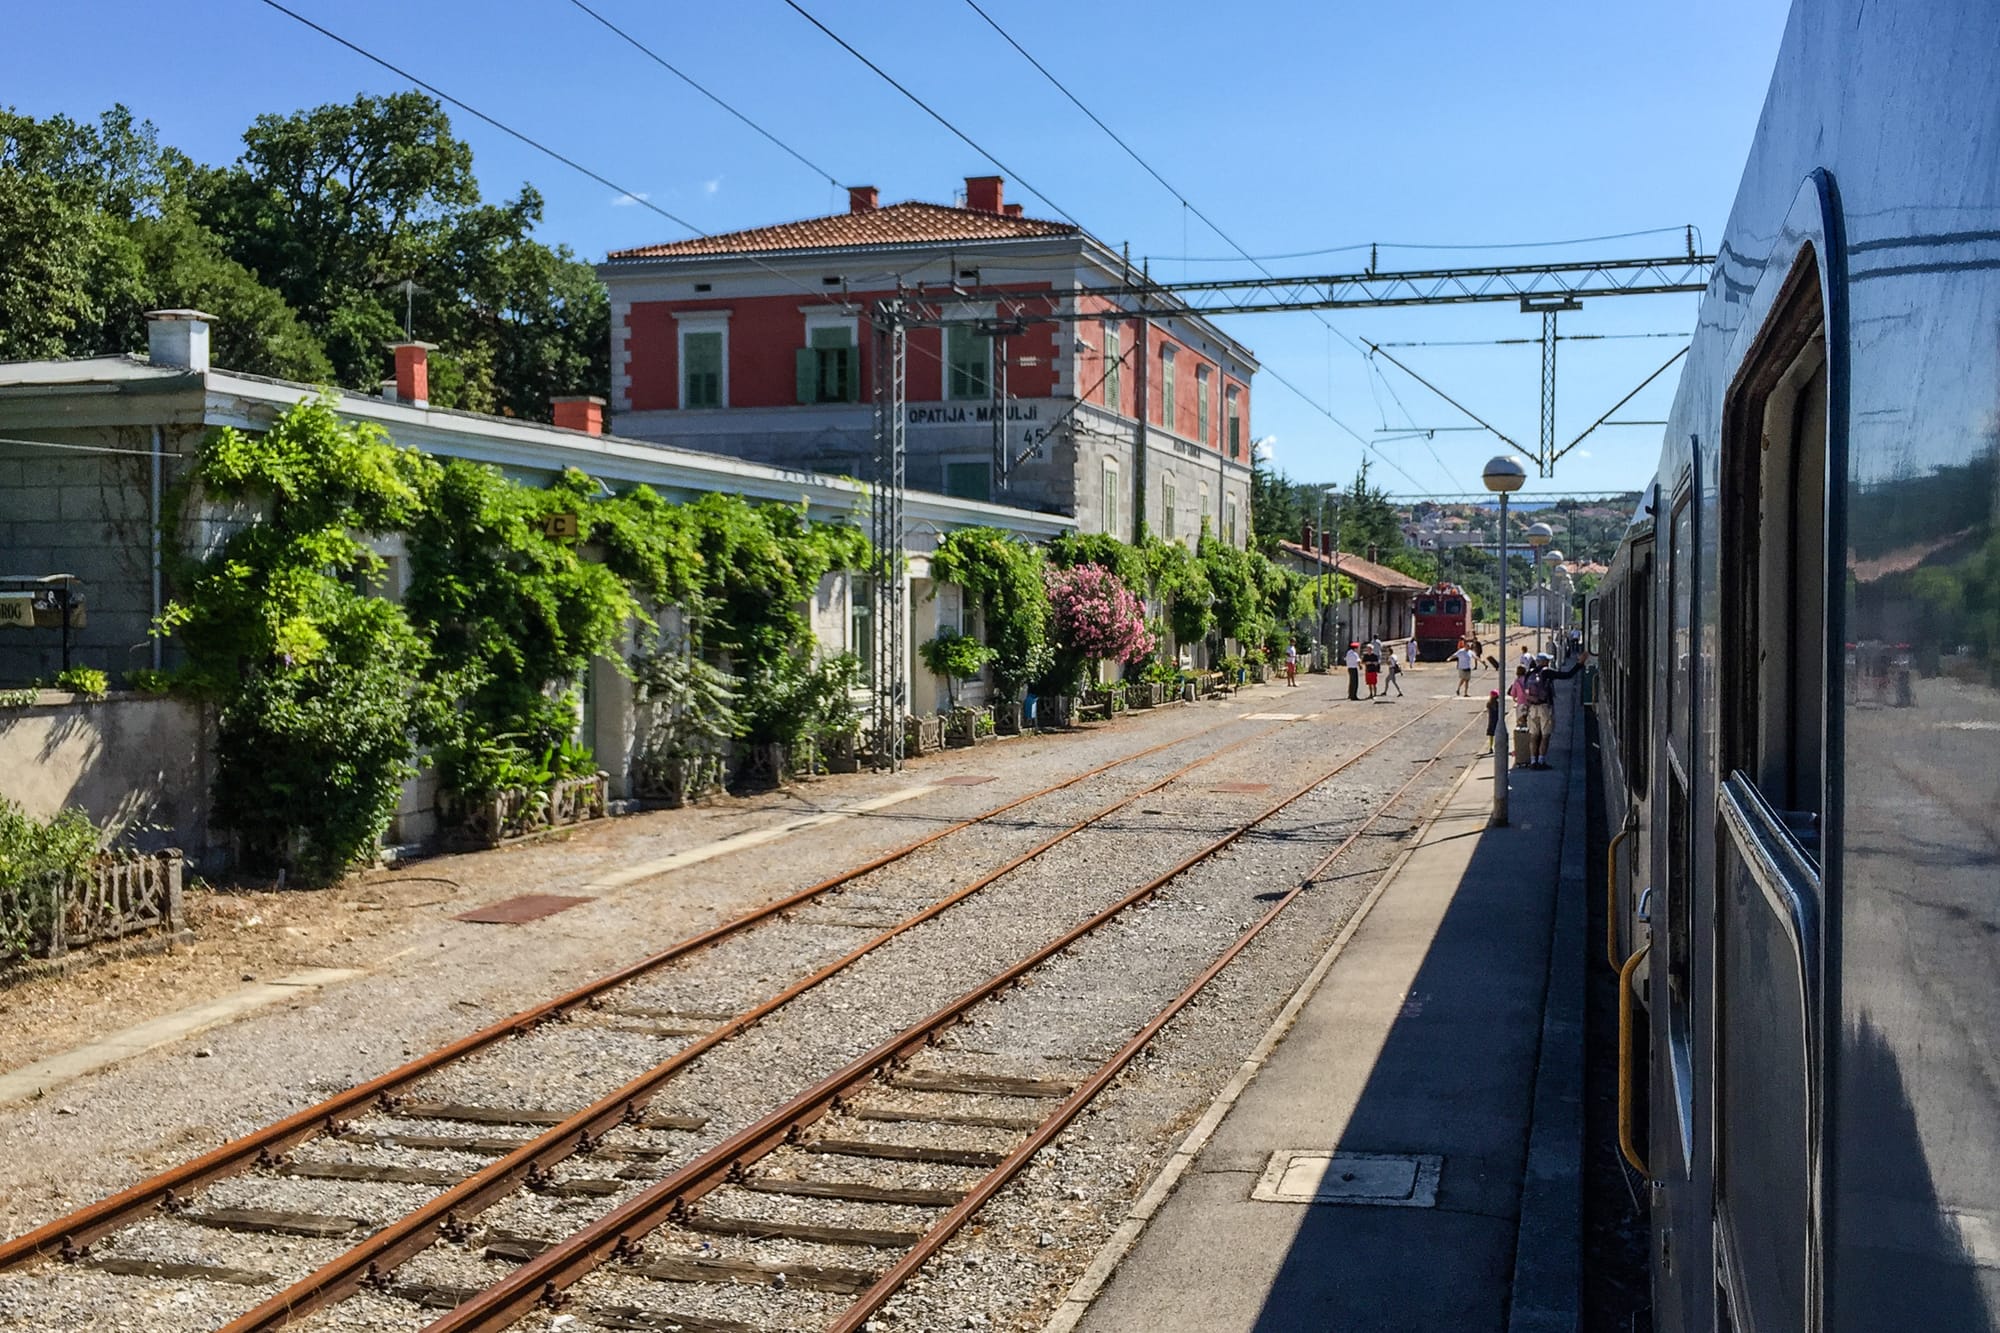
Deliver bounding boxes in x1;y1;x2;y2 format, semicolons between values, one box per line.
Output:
1166;225;1702;264
957;0;1458;494
562;0;846;190
778;0;1082;227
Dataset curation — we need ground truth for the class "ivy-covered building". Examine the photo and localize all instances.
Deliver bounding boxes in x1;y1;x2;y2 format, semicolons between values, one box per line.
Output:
599;175;1258;549
0;311;1073;858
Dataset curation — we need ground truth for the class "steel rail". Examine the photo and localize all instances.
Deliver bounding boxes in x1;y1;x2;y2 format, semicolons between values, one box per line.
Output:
214;710;1323;1331
830;711;1485;1331
0;715;1249;1272
418;700;1453;1332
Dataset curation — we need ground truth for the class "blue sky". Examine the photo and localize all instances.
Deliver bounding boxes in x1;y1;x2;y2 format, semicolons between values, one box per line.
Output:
4;0;1792;501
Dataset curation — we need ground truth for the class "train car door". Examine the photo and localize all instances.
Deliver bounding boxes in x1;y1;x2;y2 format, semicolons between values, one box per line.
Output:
1712;245;1833;1331
1650;477;1704;1333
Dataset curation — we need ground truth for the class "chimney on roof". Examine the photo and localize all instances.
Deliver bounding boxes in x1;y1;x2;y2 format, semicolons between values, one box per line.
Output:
1002;203;1023;218
146;309;213;372
552;395;606;435
1300;519;1314;551
388;340;435;408
1321;531;1333;558
965;175;1003;214
848;185;879;213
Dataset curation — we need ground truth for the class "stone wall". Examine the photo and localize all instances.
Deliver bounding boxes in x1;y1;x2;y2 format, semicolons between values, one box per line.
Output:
0;692;217;865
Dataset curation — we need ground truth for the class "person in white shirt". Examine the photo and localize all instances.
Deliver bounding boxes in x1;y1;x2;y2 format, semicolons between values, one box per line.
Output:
1344;643;1362;700
1284;642;1299;687
1453;639;1477;696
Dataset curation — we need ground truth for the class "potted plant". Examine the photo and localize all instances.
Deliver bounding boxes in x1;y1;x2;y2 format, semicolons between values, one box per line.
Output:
918;629;997;709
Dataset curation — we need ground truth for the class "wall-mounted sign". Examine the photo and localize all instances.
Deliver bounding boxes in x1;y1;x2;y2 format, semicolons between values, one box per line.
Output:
542;511;581;540
0;596;31;629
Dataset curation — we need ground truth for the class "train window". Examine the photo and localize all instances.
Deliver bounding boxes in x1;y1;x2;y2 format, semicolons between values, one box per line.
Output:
1416;597;1437;615
1721;255;1828;846
1626;546;1652;790
1443;597;1464;614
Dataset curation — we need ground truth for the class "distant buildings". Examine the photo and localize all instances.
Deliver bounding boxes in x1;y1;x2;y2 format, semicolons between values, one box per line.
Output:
598;176;1257;546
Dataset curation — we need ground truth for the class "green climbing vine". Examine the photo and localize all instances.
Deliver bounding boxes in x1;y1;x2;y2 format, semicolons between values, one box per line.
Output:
159;397;440;885
930;527;1052;698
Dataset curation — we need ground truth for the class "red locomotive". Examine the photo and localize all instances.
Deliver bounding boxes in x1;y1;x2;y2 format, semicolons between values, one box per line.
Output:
1412;582;1472;661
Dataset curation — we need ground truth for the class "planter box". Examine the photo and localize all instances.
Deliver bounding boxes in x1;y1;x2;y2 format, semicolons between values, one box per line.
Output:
992;699;1026;736
452;772;610;847
1128;680;1167;709
637;753;727;808
821;727;864;773
904;713;945;758
1035;694;1077;731
944;707;993;748
2;850;185;962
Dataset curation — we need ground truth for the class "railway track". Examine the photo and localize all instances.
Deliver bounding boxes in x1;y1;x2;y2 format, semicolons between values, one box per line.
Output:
410;705;1483;1333
0;698;1425;1330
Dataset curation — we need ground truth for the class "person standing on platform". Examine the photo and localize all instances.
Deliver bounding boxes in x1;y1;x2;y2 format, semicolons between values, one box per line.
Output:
1284;641;1299;687
1384;653;1405;698
1521;649;1589;769
1345;643;1362;700
1485;688;1501;753
1509;663;1531;726
1453;639;1476;696
1361;641;1381;699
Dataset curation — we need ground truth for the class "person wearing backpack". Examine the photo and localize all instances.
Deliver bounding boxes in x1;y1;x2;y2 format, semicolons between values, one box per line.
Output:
1522;650;1588;769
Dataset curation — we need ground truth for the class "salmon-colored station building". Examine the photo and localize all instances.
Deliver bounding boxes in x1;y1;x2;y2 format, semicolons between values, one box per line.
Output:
599;176;1257;547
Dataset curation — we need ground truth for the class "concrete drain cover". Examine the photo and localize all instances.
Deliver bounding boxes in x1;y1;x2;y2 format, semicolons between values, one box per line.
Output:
936;775;998;786
454;893;594;925
1251;1150;1441;1207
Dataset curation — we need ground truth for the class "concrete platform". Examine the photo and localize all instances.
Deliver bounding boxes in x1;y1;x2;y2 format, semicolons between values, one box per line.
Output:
1064;692;1587;1333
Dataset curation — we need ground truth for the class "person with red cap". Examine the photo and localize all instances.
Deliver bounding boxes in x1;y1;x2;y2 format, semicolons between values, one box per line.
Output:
1344;642;1361;700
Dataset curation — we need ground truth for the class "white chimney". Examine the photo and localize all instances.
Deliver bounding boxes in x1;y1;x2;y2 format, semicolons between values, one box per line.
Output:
146;309;214;372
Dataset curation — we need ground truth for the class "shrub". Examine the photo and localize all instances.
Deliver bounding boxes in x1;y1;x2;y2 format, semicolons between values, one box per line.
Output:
126;667;177;695
54;666;108;697
1043;563;1154;694
0;688;37;709
0;800;98;959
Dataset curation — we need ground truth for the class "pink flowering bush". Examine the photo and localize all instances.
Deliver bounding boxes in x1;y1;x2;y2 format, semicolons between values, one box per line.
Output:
1045;563;1155;688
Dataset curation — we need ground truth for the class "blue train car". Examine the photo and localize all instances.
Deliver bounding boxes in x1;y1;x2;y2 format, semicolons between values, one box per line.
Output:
1589;2;2000;1328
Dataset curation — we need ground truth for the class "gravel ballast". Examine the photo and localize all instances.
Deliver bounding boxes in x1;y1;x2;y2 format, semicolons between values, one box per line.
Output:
0;674;1482;1332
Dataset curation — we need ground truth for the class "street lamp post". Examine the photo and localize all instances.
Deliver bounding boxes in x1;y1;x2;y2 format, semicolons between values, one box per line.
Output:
1544;548;1566;648
1315;486;1338;668
1525;521;1553;654
1482;456;1527;827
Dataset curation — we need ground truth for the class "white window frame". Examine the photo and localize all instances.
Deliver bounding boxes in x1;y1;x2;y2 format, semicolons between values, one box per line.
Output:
677;312;731;409
1161;472;1177;541
1102;320;1122;413
1102;458;1121;539
1196;365;1211;444
1160;344;1177;427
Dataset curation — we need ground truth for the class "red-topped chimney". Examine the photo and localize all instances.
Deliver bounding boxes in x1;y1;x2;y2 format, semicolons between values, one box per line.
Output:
965;175;1003;214
848;185;879;213
389;341;434;407
552;395;606;435
1002;203;1023;218
1300;519;1315;550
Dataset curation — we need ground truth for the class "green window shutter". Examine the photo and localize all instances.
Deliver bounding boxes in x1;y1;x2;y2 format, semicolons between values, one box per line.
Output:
684;331;723;407
843;346;861;402
796;348;818;404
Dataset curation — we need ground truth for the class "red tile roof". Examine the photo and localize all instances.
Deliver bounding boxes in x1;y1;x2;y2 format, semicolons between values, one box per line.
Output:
1276;541;1431;591
606;201;1078;260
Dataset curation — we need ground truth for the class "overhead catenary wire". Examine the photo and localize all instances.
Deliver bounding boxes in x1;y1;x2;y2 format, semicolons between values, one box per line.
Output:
1164;225;1702;264
958;0;1457;495
561;0;846;190
778;0;1082;227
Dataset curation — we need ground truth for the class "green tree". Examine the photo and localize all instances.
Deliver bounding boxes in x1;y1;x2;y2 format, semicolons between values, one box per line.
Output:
193;92;608;416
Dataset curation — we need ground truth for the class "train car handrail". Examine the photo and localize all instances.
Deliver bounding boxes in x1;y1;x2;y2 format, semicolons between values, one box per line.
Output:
1607;818;1637;969
1618;940;1652;1178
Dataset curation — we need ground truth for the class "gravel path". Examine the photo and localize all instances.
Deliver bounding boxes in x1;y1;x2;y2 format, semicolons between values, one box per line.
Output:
0;670;1481;1332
